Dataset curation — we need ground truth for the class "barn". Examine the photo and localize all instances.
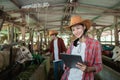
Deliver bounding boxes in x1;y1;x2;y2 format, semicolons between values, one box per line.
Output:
0;0;120;80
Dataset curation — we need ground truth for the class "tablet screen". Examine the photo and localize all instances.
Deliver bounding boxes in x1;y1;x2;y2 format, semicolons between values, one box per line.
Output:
60;53;83;68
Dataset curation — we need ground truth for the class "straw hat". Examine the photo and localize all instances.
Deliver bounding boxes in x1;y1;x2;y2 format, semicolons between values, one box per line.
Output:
49;30;58;36
68;15;92;30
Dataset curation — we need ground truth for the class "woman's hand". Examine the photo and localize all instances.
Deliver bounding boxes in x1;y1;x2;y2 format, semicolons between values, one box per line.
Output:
76;62;88;72
76;62;96;72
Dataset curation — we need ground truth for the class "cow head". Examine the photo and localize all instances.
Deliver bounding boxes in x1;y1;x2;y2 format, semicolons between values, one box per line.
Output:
112;46;120;61
16;46;33;63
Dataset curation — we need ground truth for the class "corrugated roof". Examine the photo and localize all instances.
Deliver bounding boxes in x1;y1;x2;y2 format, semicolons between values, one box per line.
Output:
0;0;120;33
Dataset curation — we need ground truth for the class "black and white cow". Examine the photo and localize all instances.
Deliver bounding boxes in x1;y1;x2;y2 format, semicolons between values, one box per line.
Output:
112;46;120;62
16;46;33;64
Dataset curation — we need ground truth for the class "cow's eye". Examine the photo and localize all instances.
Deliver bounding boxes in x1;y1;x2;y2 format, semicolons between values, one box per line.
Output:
22;48;25;51
27;52;29;54
116;51;119;54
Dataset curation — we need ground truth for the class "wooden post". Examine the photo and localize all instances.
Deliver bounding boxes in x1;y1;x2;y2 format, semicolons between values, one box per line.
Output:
37;32;40;53
9;24;14;43
9;24;14;66
39;33;43;54
114;16;119;46
20;27;25;41
29;29;33;53
110;29;112;45
0;10;5;30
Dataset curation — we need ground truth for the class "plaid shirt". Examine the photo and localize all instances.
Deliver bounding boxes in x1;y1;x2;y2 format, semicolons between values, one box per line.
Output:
61;37;102;80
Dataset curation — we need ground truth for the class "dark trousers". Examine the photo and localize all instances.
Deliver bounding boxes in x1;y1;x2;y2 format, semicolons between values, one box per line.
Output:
53;60;64;80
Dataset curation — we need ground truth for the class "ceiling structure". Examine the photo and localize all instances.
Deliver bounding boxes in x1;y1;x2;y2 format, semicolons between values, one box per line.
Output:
0;0;120;34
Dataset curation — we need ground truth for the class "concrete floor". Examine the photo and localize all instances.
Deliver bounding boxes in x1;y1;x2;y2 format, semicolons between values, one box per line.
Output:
47;66;108;80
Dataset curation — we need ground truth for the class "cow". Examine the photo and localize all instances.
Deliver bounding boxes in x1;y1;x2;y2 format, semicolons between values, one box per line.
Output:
15;46;33;64
112;46;120;61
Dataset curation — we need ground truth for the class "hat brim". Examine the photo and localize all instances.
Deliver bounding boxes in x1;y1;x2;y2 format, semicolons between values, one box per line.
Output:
66;19;92;30
49;33;58;36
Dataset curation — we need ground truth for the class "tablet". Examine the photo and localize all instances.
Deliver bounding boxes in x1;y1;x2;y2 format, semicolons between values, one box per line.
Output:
60;53;83;68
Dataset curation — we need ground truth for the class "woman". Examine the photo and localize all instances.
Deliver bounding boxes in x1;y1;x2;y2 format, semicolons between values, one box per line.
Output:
61;15;102;80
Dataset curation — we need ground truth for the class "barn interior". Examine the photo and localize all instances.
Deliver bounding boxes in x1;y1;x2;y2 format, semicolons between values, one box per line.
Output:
0;0;120;80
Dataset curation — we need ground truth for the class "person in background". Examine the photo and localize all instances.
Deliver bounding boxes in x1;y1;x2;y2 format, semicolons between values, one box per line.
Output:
61;15;102;80
49;30;67;80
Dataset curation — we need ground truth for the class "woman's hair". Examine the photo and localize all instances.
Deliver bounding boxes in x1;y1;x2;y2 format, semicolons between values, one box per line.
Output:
73;38;79;47
80;24;88;35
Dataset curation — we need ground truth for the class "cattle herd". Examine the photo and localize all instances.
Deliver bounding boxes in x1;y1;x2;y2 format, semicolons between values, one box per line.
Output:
112;46;120;61
0;44;120;73
0;45;33;72
102;44;120;62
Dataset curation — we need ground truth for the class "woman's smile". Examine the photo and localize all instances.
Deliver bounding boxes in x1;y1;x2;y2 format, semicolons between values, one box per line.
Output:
71;25;84;38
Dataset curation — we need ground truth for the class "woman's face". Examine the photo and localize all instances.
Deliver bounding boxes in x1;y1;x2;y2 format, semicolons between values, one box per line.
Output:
71;25;85;38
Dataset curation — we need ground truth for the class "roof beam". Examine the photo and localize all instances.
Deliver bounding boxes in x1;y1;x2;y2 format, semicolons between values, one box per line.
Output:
72;2;117;12
92;1;120;21
29;11;120;16
10;0;21;8
7;2;120;14
7;9;120;16
10;0;39;22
